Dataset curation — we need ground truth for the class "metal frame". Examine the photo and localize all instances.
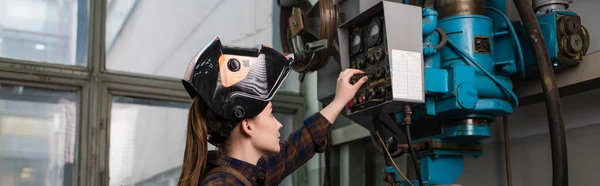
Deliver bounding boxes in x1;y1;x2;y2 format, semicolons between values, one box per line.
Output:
516;51;600;106
0;0;306;185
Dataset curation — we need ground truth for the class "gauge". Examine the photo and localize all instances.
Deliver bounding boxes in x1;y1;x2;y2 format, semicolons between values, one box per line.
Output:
370;24;380;37
350;31;363;56
367;19;382;47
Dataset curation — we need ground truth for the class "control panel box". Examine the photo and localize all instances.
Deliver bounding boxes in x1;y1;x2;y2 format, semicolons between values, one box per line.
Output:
338;1;424;116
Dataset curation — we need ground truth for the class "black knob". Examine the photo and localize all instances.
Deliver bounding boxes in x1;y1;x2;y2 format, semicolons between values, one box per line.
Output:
375;49;385;61
376;68;384;78
367;54;375;64
228;58;241;72
357;59;365;69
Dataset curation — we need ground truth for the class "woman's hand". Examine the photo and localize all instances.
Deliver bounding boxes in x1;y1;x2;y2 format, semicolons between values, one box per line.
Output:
333;68;368;106
320;68;368;124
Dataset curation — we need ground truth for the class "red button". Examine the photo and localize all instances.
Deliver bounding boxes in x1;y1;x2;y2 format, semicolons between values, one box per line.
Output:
346;99;353;109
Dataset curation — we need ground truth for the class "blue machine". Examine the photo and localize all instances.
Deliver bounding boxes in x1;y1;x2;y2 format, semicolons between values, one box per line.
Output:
353;0;591;185
382;1;524;185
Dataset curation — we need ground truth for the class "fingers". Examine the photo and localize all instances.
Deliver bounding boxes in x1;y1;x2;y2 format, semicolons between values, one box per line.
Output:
353;76;369;89
340;68;365;82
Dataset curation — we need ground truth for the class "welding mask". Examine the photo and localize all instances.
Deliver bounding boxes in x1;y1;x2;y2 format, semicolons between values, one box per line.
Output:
182;37;294;144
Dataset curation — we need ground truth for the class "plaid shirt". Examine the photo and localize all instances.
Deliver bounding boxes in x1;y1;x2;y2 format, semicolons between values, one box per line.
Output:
200;112;331;186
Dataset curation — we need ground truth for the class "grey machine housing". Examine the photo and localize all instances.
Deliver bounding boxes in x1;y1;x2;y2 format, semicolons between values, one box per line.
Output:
337;0;425;135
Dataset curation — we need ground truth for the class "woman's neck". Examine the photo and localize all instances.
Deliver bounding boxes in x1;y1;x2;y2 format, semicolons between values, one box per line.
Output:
225;141;263;165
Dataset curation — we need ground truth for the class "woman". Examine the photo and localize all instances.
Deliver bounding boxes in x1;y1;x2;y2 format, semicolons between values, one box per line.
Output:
178;37;368;186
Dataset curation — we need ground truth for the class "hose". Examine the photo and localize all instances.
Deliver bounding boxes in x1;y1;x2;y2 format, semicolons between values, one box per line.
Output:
447;39;519;108
434;27;447;51
512;1;568;186
485;6;526;78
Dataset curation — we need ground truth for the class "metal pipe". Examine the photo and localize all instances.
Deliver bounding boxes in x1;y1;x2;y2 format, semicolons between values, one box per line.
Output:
503;116;513;186
513;1;569;186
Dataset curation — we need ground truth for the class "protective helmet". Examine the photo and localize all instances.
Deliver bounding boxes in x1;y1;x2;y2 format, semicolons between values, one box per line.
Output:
182;37;294;144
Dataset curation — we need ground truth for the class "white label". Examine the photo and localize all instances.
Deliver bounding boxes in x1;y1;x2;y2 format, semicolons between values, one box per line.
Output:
390;49;424;103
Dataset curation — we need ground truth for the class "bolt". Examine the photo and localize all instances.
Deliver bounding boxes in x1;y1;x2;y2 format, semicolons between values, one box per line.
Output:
292;21;297;26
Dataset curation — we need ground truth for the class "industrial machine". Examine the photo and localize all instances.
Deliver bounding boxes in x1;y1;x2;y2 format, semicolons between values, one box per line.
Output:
279;0;590;185
517;0;590;74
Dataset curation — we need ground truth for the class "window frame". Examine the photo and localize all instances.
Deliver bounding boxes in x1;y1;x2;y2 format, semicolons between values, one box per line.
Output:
0;0;306;185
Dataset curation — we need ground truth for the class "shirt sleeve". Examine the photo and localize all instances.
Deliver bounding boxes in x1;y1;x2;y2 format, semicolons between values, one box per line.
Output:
260;112;332;185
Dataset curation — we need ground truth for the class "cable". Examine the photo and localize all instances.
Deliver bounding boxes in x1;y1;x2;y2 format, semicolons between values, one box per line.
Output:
434;27;447;50
401;105;423;186
376;133;414;186
503;116;513;186
370;132;405;158
485;6;526;78
403;125;422;186
447;39;519;108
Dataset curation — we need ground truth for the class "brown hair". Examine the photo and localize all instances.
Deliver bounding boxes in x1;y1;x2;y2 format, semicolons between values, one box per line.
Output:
178;97;221;186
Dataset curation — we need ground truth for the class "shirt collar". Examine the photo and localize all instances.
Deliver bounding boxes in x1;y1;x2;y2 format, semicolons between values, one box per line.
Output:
206;150;267;184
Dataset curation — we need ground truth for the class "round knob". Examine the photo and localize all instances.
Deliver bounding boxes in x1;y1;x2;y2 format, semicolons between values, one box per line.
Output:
367;54;375;64
375;49;385;61
227;58;241;72
376;67;384;78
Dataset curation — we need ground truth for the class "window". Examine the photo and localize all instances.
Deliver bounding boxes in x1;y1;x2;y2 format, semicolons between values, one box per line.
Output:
109;97;189;186
0;84;77;186
105;0;275;78
0;0;89;66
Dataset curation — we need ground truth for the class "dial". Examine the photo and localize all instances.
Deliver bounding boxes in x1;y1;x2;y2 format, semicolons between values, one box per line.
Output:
350;32;363;56
367;20;382;47
370;24;380;37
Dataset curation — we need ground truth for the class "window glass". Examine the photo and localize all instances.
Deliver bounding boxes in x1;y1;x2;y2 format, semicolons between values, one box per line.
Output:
0;84;77;186
105;0;275;78
109;97;189;186
0;0;89;66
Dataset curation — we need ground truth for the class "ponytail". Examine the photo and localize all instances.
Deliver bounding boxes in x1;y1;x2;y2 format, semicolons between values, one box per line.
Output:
178;97;210;186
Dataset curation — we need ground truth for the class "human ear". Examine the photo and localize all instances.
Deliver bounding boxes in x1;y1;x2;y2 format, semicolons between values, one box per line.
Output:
240;119;253;136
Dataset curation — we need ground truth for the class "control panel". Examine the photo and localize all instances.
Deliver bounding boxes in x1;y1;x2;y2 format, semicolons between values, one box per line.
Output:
338;1;424;116
347;14;393;113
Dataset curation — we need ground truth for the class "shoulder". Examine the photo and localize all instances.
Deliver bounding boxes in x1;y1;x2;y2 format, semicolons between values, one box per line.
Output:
200;171;247;186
